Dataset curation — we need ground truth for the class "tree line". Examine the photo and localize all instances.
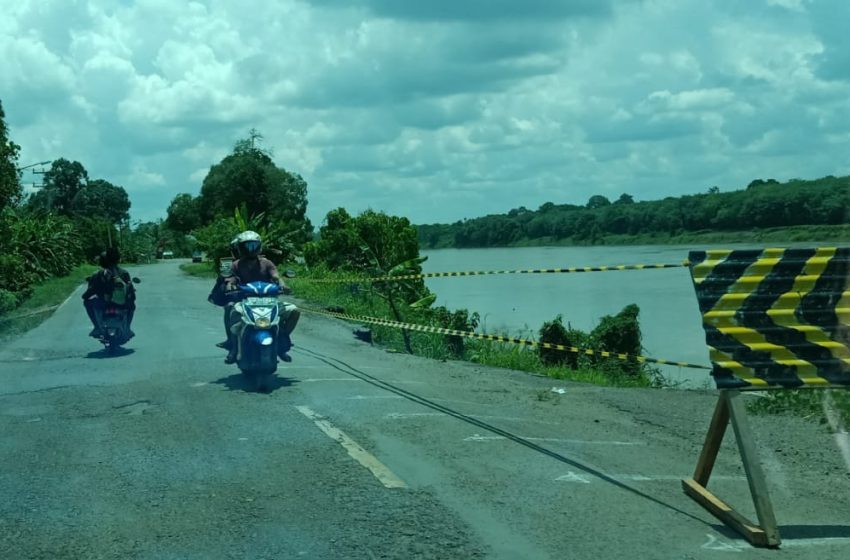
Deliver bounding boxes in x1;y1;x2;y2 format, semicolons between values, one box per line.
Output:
417;175;850;248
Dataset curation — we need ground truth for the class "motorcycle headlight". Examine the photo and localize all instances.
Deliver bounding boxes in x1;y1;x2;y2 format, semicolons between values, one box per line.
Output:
255;317;271;329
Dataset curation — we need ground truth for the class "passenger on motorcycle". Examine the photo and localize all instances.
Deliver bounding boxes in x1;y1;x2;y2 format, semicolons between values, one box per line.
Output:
223;231;300;364
81;247;136;339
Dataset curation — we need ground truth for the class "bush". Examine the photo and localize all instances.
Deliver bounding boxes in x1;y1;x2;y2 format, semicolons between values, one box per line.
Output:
590;303;643;376
538;314;590;368
429;306;480;357
0;289;19;314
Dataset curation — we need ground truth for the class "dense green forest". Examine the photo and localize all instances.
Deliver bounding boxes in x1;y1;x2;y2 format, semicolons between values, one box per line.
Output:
417;176;850;248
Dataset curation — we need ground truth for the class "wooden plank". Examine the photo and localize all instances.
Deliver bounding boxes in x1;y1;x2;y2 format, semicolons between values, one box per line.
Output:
726;390;781;547
682;478;769;548
693;392;730;485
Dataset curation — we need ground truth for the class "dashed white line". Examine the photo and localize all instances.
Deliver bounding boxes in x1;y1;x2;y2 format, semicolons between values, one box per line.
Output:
466;434;643;445
383;412;561;426
296;405;407;489
556;471;745;483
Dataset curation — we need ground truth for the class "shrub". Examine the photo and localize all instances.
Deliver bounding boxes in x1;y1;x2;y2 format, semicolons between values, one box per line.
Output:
590;303;643;376
538;314;591;368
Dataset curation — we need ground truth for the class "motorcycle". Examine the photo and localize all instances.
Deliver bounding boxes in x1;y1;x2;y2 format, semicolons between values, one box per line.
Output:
229;279;290;391
93;276;141;354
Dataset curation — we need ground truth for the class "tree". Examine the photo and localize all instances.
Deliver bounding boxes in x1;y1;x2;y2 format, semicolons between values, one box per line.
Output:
28;158;88;214
71;179;131;224
0;99;21;211
196;132;312;242
707;186;720;194
586;195;611;209
614;193;634;205
166;193;201;233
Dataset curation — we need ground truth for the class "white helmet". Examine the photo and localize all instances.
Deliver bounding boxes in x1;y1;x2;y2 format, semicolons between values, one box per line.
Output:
236;230;262;258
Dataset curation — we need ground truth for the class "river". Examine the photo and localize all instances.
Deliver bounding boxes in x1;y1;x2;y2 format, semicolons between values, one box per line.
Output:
420;244;749;387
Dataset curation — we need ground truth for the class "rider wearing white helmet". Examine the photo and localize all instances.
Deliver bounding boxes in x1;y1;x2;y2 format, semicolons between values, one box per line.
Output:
224;231;300;364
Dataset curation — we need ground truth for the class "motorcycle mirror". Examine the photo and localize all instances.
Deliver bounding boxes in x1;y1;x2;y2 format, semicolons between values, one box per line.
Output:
283;269;297;278
132;277;141;284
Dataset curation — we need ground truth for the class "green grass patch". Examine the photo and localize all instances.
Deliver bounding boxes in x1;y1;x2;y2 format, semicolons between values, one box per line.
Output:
180;262;217;278
0;264;98;339
290;267;658;388
747;389;850;425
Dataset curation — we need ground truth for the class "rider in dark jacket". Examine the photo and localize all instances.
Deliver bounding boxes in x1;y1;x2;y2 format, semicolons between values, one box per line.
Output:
82;247;136;338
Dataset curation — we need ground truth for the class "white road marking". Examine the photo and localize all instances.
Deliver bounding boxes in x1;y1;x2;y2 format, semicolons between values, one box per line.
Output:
466;434;643;445
347;395;405;400
556;471;745;483
302;378;362;383
782;538;850;548
700;533;850;552
384;412;560;426
296;405;407;489
701;534;744;552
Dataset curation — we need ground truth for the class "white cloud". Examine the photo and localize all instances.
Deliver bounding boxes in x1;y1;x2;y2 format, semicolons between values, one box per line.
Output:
0;0;848;225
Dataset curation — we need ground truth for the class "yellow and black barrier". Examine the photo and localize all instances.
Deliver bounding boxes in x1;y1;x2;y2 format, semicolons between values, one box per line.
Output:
689;247;850;390
685;246;850;548
294;262;689;284
301;305;711;371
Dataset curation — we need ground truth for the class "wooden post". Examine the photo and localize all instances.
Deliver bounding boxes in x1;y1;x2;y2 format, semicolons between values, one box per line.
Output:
682;390;781;548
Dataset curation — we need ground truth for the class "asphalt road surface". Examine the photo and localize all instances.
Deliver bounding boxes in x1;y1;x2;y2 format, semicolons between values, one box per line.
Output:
2;261;850;559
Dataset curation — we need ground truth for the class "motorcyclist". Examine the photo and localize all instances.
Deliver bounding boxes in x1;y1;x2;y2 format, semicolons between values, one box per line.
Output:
81;247;136;339
224;231;299;364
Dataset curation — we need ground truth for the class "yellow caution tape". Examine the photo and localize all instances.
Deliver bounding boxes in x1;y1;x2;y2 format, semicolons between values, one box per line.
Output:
301;305;711;370
293;262;690;284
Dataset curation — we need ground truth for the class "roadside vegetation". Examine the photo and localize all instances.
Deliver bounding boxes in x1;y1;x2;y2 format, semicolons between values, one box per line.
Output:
290;208;663;388
418;175;850;249
747;389;850;424
0;264;97;339
0;97;191;330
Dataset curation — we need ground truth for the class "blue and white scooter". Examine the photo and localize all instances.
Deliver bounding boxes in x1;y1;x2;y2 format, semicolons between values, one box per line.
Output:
230;281;285;390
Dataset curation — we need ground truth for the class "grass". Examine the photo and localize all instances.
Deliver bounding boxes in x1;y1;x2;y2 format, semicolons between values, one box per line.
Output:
288;266;659;388
747;389;850;426
180;262;218;278
0;264;98;339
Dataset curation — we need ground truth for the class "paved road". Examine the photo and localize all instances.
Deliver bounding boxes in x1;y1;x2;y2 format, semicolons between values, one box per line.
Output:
2;261;850;559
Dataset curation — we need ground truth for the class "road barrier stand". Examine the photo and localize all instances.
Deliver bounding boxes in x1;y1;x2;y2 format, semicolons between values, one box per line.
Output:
685;247;850;548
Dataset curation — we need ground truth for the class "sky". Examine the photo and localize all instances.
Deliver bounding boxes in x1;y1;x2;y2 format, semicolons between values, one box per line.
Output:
2;0;849;226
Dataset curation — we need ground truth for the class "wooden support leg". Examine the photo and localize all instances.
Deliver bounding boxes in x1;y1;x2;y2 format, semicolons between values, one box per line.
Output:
693;391;730;485
682;390;781;548
727;390;781;547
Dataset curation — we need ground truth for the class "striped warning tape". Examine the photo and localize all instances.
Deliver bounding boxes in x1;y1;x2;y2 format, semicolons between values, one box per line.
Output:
301;305;711;370
293;262;689;284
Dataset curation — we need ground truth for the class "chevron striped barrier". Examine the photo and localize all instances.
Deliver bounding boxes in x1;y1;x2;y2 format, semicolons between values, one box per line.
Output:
684;246;850;548
689;247;850;390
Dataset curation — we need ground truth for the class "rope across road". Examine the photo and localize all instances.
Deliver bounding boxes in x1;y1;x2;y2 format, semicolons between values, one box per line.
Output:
301;305;712;371
294;262;690;284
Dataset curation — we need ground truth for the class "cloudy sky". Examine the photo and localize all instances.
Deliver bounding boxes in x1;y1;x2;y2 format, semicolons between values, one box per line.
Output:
2;0;849;226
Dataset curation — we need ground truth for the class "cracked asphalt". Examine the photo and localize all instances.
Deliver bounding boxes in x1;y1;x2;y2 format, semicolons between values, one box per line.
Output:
2;261;849;559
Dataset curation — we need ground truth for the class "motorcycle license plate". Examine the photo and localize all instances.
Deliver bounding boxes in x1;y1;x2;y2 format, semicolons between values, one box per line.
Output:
246;297;277;306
